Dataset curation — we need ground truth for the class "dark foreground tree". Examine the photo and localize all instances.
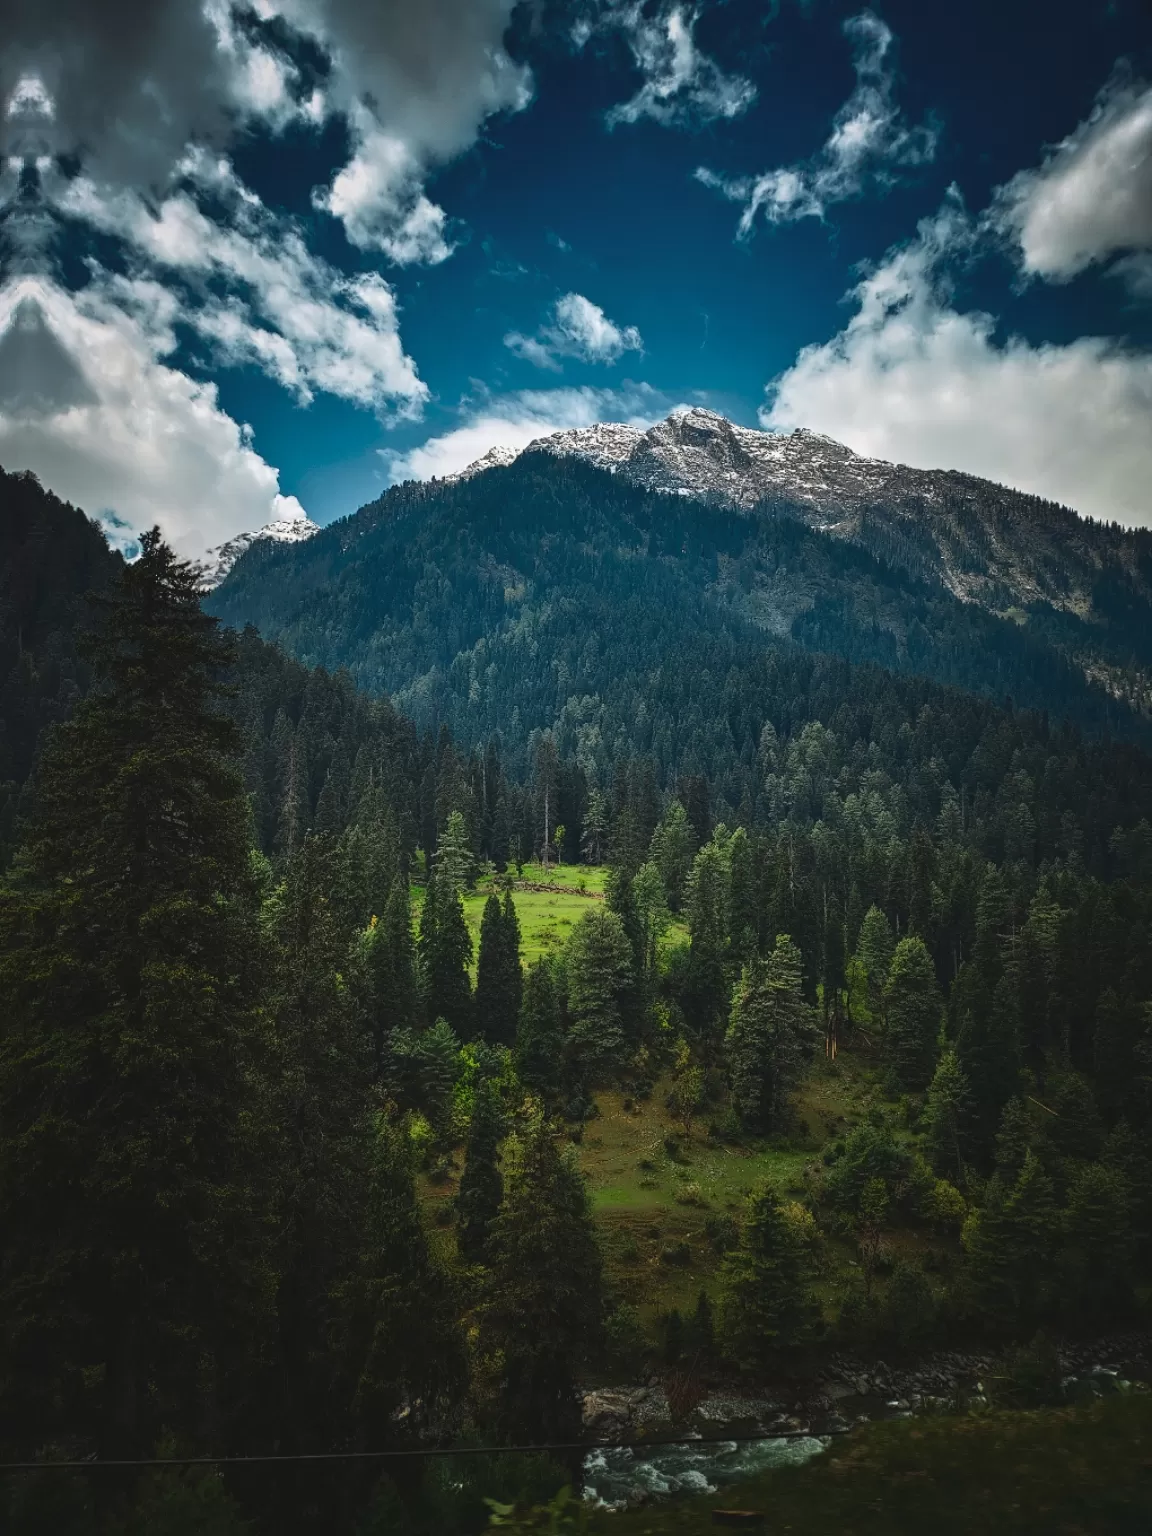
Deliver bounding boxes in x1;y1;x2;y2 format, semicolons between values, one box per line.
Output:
0;531;275;1457
481;1111;603;1444
456;1078;505;1265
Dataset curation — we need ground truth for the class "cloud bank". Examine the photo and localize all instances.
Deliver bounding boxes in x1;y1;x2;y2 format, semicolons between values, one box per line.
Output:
765;195;1152;528
0;0;532;553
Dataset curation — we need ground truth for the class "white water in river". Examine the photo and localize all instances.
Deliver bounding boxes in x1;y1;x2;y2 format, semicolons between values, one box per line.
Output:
582;1434;829;1509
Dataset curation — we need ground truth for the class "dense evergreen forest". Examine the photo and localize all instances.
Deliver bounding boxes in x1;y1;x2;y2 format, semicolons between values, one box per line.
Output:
6;467;1152;1533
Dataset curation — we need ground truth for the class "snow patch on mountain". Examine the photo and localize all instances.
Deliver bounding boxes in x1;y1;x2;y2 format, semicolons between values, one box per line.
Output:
202;513;320;588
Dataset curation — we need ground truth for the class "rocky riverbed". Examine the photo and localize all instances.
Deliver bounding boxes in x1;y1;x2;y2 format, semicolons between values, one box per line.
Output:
579;1332;1152;1509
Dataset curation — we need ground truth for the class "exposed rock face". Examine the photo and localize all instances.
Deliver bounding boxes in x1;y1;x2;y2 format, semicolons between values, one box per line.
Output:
201;512;320;588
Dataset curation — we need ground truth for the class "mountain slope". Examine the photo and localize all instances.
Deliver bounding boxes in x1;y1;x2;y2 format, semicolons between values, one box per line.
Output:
443;409;1152;708
208;452;1150;771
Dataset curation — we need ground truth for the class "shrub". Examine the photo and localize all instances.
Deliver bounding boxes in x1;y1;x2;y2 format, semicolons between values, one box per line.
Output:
674;1181;706;1206
882;1260;938;1349
704;1213;739;1253
659;1241;692;1266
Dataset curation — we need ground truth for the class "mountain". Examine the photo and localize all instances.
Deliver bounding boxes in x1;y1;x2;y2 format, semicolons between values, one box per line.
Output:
456;408;1152;654
201;510;320;588
208;448;1152;775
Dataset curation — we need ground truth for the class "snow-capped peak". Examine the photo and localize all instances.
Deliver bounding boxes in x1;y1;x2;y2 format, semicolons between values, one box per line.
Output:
201;512;320;588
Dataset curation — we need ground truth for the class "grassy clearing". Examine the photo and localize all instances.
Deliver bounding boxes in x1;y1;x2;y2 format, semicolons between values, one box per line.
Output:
584;1395;1152;1534
415;863;686;969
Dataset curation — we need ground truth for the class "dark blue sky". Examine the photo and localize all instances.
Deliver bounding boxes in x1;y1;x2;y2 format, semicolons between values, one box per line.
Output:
4;0;1151;549
208;0;1150;523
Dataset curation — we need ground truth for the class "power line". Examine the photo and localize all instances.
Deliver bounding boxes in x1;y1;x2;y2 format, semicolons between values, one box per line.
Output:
0;1426;849;1473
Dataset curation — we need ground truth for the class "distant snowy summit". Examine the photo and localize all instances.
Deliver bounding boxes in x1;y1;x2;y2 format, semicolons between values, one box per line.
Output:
201;511;320;588
447;407;896;522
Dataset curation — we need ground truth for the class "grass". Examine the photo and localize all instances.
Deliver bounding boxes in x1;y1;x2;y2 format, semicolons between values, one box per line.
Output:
415;863;686;970
581;1394;1152;1534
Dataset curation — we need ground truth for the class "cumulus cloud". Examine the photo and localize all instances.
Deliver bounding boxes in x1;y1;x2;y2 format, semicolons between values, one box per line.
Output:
382;383;669;481
504;291;643;370
991;75;1152;285
764;195;1152;528
58;155;427;412
697;11;936;235
0;275;306;557
583;3;755;130
0;0;535;551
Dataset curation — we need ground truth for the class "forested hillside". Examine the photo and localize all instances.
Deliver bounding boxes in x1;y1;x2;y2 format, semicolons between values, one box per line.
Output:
6;470;1152;1535
209;455;1152;763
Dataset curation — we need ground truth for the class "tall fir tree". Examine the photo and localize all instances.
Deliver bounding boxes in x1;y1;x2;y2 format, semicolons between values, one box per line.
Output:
366;875;419;1063
719;1184;819;1367
855;905;894;1026
514;960;564;1102
267;833;375;1457
456;1078;505;1265
418;867;473;1036
726;935;814;1133
482;1112;603;1444
885;936;942;1090
0;531;276;1457
474;891;523;1045
565;906;635;1083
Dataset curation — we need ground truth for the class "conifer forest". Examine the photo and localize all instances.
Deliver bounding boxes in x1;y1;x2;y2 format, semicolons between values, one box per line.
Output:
6;445;1152;1532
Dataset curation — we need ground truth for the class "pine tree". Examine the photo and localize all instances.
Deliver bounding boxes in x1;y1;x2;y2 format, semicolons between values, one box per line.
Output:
1061;1161;1133;1318
719;1184;819;1367
456;1079;505;1265
684;837;731;1042
923;1049;972;1181
565;906;635;1082
378;872;420;1034
474;891;522;1045
955;976;1022;1167
966;1151;1058;1325
855;905;894;1025
632;860;671;979
267;833;375;1456
342;1117;465;1446
482;1112;603;1444
648;801;696;911
726;935;814;1133
435;808;474;894
418;868;473;1037
514;960;564;1102
0;531;276;1457
885;936;941;1090
581;787;610;865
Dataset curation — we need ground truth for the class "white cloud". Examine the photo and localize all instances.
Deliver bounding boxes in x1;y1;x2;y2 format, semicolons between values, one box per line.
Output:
383;383;669;481
992;76;1152;284
0;276;306;558
697;11;936;235
591;3;756;130
504;291;643;370
764;196;1152;528
58;156;427;414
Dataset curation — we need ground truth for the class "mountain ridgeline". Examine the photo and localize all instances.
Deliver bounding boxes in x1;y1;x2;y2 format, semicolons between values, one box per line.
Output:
209;442;1152;775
